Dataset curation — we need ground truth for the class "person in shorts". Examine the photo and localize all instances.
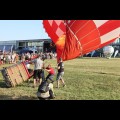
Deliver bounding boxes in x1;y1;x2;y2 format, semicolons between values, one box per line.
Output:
32;55;44;87
56;58;66;88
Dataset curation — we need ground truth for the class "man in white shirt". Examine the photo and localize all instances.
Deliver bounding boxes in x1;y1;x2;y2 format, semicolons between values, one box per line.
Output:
32;55;44;88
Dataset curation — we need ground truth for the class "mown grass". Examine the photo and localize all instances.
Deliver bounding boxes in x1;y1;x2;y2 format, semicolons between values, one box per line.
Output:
0;57;120;100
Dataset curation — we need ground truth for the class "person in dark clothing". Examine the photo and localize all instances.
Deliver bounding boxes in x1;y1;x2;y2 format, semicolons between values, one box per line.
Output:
37;64;55;100
37;79;55;100
56;58;66;88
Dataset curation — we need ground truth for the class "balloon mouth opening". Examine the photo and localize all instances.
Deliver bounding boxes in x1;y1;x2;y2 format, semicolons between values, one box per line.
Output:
55;34;66;49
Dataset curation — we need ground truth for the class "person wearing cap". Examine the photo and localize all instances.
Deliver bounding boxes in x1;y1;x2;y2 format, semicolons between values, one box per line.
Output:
56;58;66;88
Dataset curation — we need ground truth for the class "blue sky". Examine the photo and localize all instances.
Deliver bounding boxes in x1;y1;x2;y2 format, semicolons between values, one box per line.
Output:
0;20;50;41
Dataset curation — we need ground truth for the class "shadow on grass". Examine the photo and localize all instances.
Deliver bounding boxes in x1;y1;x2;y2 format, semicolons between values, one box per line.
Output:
0;95;38;100
99;72;120;76
89;71;120;76
0;81;8;88
0;79;33;88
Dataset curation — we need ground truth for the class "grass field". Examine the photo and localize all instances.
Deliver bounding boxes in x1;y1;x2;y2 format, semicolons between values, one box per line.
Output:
0;57;120;100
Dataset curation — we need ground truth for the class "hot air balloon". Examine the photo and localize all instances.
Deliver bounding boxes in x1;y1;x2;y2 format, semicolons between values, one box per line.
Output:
43;20;120;61
103;46;114;59
43;20;66;61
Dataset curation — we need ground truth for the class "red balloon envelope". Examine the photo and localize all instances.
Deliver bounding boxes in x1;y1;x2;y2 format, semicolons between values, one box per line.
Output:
43;20;120;61
43;20;66;61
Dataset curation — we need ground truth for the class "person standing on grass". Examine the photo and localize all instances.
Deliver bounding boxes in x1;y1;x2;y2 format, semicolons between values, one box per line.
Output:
31;54;45;88
56;58;66;88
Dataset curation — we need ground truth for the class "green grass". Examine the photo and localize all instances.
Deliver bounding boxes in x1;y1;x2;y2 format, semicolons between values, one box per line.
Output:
1;57;120;100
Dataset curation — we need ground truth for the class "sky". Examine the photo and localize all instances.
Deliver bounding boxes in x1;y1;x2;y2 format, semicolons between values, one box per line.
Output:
0;20;50;41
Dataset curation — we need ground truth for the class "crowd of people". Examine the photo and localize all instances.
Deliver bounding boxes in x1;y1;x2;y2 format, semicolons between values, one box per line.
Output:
0;51;57;65
0;51;19;64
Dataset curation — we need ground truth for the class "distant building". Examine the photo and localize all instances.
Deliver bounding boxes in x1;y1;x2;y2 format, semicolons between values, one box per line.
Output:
0;39;53;53
0;40;16;52
0;37;119;55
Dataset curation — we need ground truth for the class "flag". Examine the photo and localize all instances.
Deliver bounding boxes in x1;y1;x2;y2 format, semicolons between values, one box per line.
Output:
3;46;5;54
11;45;13;53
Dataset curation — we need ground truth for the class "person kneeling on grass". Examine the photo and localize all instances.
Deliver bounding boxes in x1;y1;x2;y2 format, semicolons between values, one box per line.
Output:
37;64;55;100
